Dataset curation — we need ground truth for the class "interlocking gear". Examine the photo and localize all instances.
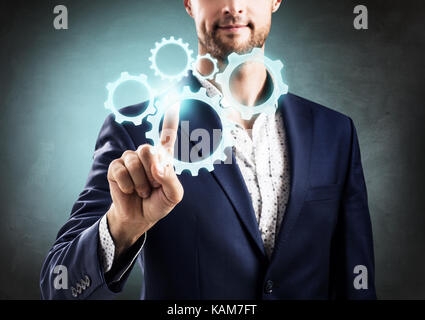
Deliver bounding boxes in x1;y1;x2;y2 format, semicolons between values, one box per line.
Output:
149;37;194;82
145;86;235;176
191;53;219;80
216;47;289;120
104;72;155;125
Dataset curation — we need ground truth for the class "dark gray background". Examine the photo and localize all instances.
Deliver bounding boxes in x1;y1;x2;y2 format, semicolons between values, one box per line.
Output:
1;0;424;299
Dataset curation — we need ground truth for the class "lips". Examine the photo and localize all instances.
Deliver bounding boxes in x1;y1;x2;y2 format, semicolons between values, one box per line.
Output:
217;24;249;33
218;24;248;29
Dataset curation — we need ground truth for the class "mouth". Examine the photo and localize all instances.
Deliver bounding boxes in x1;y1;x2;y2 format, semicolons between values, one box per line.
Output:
217;24;249;32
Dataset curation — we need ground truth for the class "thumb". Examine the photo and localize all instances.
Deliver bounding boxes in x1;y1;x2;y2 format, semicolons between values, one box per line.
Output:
151;159;184;207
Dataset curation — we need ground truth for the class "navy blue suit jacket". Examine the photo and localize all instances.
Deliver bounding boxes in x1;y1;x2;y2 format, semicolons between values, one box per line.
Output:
40;73;377;299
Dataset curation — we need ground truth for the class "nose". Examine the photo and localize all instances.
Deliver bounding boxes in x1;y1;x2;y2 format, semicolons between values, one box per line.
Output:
222;0;245;16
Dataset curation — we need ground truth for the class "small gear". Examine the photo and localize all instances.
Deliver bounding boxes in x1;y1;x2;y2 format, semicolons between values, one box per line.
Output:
191;53;219;80
216;48;289;120
149;36;194;82
145;86;235;176
104;72;155;125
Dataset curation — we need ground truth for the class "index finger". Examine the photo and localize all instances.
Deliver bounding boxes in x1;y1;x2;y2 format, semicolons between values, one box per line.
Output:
160;100;180;157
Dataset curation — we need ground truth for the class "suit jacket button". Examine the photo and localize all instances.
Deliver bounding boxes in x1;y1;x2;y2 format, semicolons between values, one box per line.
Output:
264;280;274;294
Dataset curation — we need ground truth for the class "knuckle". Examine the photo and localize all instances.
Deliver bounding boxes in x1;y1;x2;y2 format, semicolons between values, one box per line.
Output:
125;158;141;172
107;160;117;178
121;150;134;159
120;181;134;193
140;144;155;159
114;166;128;180
109;159;120;170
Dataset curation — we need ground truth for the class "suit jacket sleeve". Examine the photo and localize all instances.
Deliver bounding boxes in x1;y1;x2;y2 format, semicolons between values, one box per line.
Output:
40;114;143;299
330;117;377;299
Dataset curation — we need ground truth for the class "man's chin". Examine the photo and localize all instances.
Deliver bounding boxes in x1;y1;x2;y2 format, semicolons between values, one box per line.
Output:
218;39;254;55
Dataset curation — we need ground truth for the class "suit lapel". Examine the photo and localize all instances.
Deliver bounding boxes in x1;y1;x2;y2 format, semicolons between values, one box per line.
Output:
210;154;267;258
270;93;313;261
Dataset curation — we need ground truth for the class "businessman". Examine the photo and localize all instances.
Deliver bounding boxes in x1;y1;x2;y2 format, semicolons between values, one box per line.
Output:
40;0;377;299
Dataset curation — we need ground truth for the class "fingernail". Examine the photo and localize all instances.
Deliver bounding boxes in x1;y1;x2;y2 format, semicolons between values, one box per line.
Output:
140;192;149;199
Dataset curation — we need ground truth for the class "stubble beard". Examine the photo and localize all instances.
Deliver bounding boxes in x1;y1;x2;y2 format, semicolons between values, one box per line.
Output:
198;23;270;63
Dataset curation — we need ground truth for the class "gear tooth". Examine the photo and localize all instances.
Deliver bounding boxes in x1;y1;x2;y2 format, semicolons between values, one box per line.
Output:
106;83;112;90
205;163;214;172
115;114;125;123
146;105;156;115
145;131;153;140
182;86;191;94
228;52;237;61
191;169;200;176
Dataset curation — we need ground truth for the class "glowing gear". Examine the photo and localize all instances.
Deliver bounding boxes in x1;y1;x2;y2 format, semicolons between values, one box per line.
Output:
215;48;289;120
145;86;235;176
191;53;219;80
104;72;155;125
149;37;194;82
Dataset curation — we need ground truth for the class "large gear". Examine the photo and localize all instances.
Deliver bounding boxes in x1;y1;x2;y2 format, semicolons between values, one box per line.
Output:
149;37;194;82
191;53;219;80
216;47;289;120
104;72;155;125
145;86;235;176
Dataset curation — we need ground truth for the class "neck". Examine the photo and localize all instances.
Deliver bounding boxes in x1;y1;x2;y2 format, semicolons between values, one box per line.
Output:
197;46;268;131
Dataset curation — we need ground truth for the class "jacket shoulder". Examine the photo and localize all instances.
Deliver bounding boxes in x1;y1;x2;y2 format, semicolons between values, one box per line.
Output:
282;93;355;147
286;92;350;122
